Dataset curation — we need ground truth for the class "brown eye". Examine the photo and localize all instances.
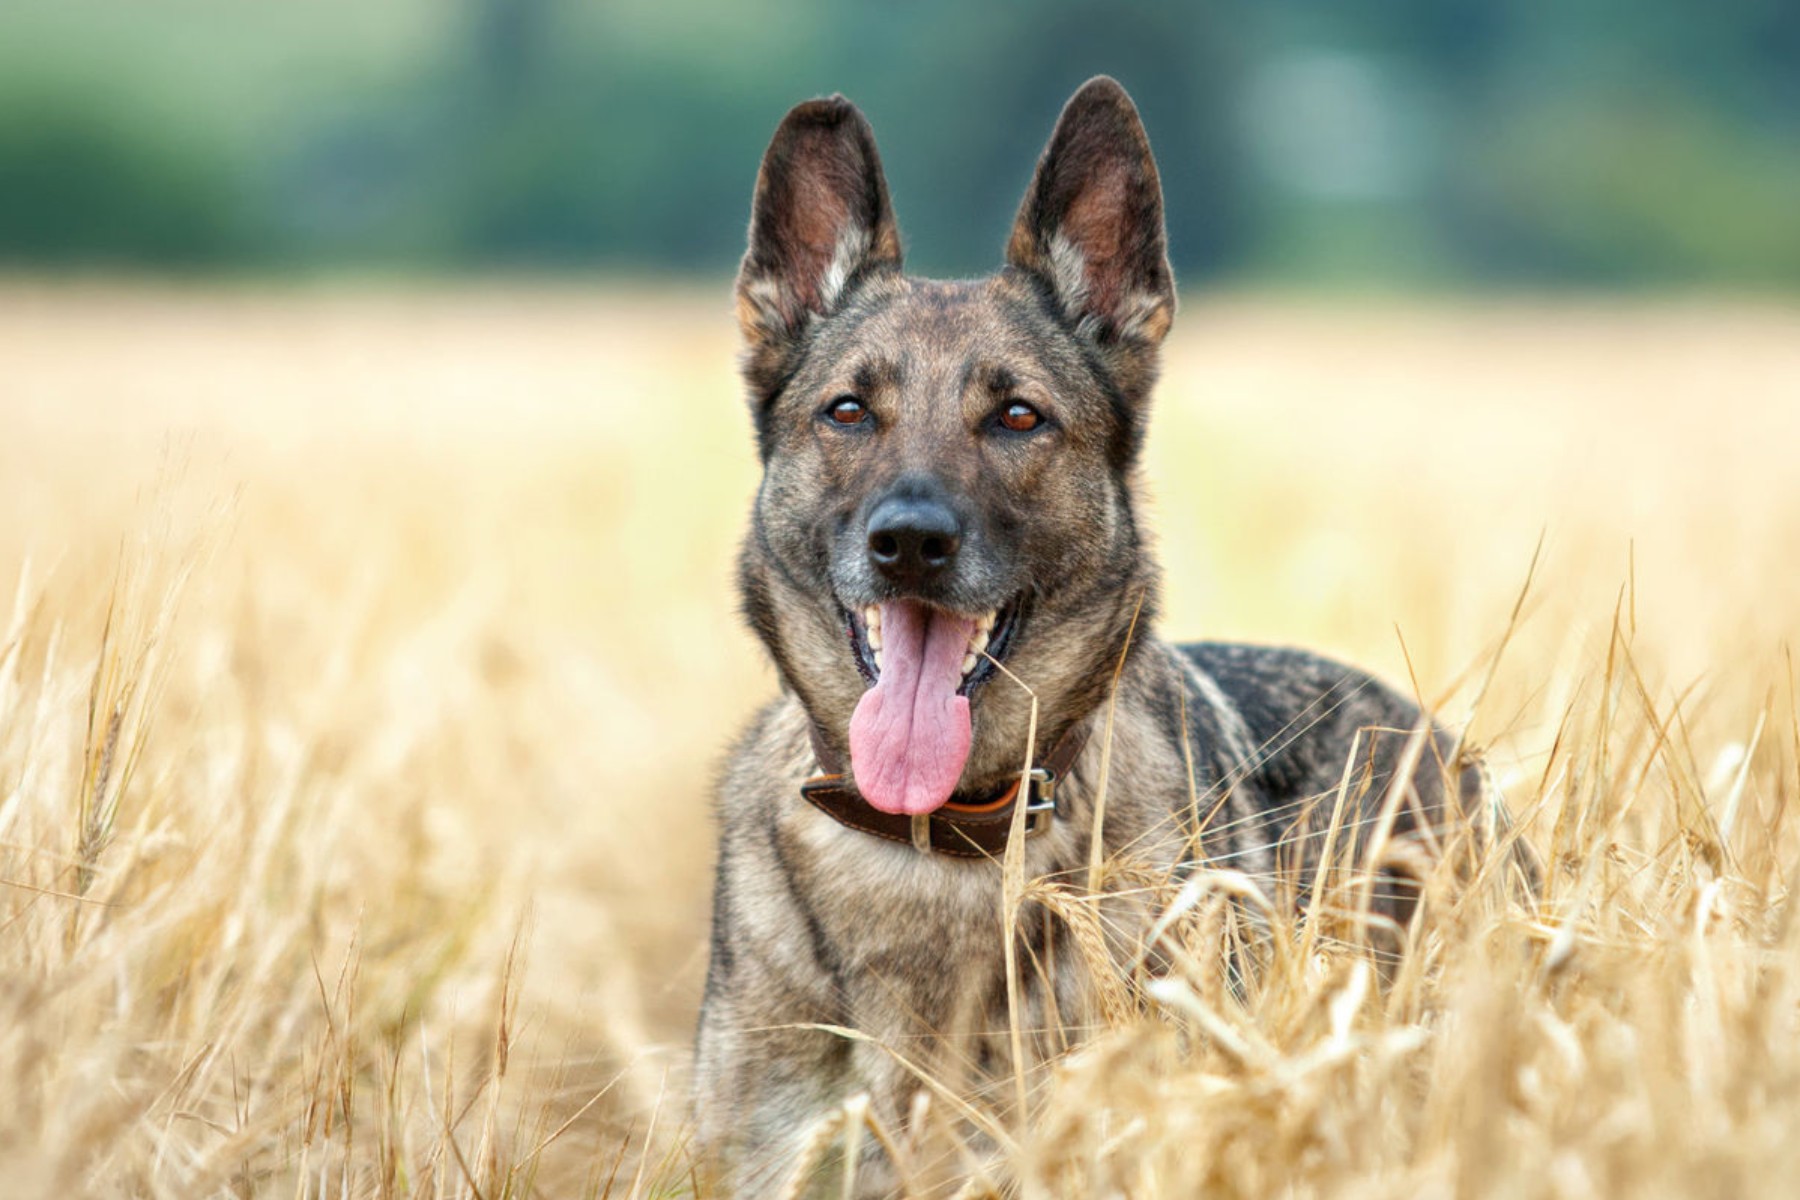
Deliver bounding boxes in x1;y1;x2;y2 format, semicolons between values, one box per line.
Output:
999;401;1042;433
827;396;868;425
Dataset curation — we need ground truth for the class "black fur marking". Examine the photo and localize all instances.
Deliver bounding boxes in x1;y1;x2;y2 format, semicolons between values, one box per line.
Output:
703;859;737;988
765;820;850;1006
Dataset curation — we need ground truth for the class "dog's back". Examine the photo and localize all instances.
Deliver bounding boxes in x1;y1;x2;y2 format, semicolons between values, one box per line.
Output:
1175;641;1480;928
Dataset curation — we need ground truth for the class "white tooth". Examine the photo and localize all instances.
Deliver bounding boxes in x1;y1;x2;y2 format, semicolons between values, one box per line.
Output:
874;647;883;673
977;610;996;634
961;652;977;676
968;630;989;658
868;624;882;650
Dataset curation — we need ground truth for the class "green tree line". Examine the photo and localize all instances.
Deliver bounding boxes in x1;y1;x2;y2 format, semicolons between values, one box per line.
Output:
0;0;1795;285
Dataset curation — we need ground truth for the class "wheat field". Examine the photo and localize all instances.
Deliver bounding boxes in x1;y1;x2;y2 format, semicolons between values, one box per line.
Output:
2;281;1798;1198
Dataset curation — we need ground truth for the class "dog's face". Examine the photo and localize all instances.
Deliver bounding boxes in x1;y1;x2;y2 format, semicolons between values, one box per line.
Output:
734;78;1175;814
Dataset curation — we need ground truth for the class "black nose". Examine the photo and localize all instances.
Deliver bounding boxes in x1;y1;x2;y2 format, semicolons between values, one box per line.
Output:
866;495;962;585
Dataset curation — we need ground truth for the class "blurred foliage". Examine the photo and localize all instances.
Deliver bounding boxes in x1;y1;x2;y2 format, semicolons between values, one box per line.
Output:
0;0;1794;285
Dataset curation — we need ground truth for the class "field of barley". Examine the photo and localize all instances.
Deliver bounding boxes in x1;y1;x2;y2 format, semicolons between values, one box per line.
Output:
2;281;1798;1198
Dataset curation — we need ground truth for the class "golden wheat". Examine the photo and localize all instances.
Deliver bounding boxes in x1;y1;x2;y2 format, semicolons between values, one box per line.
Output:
1;281;1796;1197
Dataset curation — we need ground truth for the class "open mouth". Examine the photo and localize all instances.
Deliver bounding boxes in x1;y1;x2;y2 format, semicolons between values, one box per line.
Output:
845;598;1021;696
836;597;1023;816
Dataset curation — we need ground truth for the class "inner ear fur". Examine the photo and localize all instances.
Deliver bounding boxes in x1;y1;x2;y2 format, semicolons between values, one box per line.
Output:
1006;76;1175;352
737;96;903;390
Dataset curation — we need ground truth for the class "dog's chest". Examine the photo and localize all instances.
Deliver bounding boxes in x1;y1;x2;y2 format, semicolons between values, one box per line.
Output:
801;818;1007;949
789;813;1067;1021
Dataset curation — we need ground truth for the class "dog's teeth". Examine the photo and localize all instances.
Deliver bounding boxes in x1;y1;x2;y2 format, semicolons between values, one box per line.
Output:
868;624;882;651
958;615;996;678
873;646;883;674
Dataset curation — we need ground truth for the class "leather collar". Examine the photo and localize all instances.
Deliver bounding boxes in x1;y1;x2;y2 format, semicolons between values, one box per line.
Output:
800;720;1089;859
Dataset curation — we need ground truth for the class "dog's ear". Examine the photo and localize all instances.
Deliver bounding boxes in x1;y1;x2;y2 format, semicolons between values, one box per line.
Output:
1006;77;1175;376
737;96;903;386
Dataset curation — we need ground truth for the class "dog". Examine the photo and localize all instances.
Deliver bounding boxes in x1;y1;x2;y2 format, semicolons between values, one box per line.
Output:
692;76;1484;1196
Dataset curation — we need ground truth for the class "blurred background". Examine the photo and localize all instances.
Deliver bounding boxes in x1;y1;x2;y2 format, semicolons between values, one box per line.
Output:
2;0;1797;287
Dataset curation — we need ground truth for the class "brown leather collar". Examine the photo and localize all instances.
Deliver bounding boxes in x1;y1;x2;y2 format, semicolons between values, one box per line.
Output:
799;721;1089;860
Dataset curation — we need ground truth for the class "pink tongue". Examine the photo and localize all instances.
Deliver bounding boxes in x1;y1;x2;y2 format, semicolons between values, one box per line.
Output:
848;601;976;815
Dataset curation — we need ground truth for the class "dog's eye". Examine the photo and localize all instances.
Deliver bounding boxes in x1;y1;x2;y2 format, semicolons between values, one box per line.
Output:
998;402;1043;433
826;396;869;426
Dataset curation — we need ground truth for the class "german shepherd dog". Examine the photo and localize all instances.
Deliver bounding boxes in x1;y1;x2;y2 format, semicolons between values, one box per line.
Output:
694;77;1479;1196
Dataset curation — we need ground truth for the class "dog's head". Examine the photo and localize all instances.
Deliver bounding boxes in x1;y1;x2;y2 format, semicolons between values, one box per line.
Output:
734;77;1174;815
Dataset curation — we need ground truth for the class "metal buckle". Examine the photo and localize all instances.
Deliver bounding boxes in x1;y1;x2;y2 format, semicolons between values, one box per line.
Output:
1023;767;1058;837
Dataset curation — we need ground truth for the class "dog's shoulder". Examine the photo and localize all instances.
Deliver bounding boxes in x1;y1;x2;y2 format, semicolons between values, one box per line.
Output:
705;695;853;998
707;695;816;933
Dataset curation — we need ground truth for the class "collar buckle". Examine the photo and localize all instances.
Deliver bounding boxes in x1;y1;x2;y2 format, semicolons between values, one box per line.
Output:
1022;766;1060;837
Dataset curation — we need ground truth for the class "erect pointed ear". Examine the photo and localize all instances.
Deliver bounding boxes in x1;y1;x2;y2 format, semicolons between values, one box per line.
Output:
736;96;903;388
1006;77;1175;361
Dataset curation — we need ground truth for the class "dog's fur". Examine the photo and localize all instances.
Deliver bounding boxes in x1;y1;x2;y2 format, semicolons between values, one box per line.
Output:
692;78;1478;1196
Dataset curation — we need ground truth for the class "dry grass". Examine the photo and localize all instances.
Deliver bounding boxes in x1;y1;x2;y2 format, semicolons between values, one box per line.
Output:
1;280;1797;1197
